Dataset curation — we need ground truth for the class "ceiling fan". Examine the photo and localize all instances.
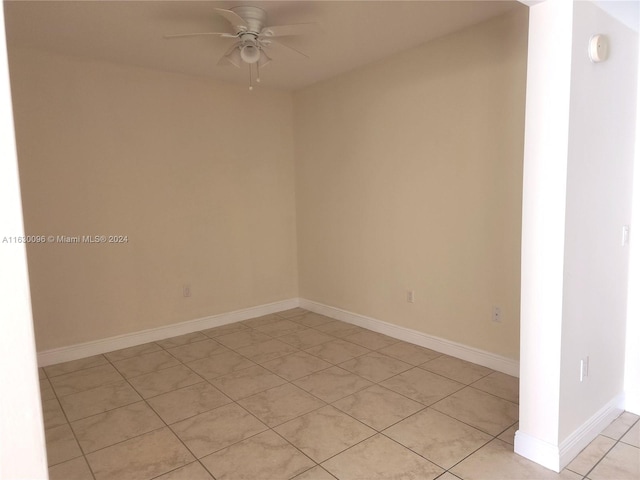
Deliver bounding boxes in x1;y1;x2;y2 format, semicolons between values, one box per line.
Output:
165;6;316;90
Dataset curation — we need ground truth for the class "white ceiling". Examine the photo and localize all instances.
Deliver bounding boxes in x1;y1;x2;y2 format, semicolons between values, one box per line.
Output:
4;0;523;91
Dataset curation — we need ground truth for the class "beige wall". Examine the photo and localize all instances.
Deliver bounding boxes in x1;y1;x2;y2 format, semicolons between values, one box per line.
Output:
9;48;298;351
9;9;527;358
293;9;527;359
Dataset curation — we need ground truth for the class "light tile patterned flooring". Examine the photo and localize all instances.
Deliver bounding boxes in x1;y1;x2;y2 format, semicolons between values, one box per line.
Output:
40;308;640;480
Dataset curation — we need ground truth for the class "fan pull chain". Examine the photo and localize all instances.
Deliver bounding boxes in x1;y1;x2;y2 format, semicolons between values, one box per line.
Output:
248;64;253;91
256;62;261;83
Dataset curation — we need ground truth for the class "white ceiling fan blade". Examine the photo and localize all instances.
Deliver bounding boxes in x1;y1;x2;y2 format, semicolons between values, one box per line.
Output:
268;38;309;59
222;41;241;55
226;49;243;68
164;32;238;39
258;51;272;68
261;23;318;37
214;8;249;31
217;42;241;67
217;56;233;66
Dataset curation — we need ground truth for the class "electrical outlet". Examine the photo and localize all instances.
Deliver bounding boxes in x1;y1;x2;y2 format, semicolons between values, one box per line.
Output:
183;284;191;298
492;306;502;323
406;290;415;303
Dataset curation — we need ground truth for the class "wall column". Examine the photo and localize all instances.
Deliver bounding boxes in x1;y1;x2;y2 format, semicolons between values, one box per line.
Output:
0;4;49;479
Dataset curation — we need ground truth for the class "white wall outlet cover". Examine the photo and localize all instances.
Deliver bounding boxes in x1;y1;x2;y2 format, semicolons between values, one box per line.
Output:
588;34;609;63
622;225;630;246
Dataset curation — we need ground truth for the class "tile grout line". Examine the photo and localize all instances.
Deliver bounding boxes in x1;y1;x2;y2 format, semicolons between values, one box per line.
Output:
374;398;515;477
43;310;521;480
265;329;512;478
392;369;519;478
91;349;169;478
81;346;217;478
41;314;377;475
138;339;270;479
89;313;343;478
42;312;638;480
580;417;640;480
41;358;99;480
41;367;98;480
100;340;258;479
180;315;394;476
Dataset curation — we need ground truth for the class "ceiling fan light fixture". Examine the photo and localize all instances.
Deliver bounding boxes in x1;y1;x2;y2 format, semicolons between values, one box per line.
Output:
258;51;272;68
225;47;242;68
166;5;315;90
240;44;261;64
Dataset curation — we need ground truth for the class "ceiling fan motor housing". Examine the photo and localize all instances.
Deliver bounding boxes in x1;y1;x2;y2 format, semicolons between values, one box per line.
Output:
164;5;312;88
230;6;267;34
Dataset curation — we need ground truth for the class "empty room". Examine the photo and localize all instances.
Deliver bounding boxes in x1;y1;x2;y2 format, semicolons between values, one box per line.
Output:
0;1;638;480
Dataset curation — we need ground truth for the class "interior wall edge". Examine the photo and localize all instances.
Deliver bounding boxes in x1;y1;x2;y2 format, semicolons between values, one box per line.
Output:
624;391;640;416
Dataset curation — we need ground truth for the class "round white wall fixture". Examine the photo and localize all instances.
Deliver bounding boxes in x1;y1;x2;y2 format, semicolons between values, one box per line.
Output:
588;34;609;63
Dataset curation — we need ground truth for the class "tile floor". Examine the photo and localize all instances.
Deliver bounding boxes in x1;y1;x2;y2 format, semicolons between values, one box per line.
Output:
39;308;640;480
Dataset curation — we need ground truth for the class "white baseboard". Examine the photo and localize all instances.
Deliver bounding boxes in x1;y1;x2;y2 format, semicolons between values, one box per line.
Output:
299;299;520;377
39;295;632;475
558;393;625;469
514;431;561;472
38;296;520;377
37;298;300;367
514;392;625;472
